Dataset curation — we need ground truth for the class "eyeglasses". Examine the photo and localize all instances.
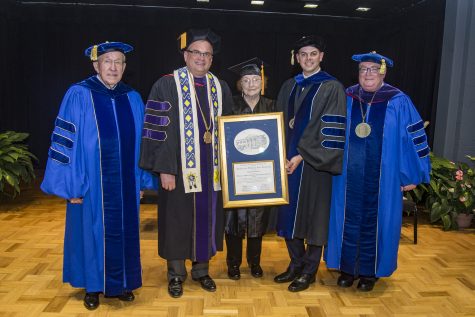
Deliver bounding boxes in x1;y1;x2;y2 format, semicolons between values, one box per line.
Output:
241;77;262;85
186;49;213;59
359;67;380;74
101;59;125;67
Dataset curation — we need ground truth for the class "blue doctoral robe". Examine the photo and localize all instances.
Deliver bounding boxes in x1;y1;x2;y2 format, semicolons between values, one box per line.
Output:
324;83;431;277
41;76;155;295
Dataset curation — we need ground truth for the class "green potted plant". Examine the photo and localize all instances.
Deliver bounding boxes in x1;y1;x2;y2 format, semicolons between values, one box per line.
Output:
0;131;37;199
426;153;475;230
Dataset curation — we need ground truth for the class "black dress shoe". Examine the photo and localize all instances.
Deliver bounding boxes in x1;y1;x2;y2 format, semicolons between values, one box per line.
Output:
117;290;135;301
84;292;100;310
250;264;263;278
104;290;135;301
168;278;183;298
337;272;355;288
192;275;217;292
357;277;378;292
274;267;301;283
288;274;316;292
227;265;241;280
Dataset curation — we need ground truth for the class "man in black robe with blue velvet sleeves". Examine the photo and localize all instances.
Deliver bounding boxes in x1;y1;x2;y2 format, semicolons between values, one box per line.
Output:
139;29;233;298
274;35;347;292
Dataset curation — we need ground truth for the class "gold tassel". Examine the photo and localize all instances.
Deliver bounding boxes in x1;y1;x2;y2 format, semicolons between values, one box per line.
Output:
90;45;98;61
380;58;386;74
290;49;294;66
179;32;187;50
260;63;265;96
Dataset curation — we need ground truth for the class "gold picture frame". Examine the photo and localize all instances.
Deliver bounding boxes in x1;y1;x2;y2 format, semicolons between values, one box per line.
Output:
218;112;289;208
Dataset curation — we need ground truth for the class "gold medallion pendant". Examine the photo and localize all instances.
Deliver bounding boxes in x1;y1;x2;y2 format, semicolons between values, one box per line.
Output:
355;122;371;138
355;88;378;139
203;131;212;144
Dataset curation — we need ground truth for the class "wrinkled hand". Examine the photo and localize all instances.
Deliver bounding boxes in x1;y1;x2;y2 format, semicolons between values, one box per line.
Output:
69;198;83;204
161;173;176;191
401;184;417;191
286;155;303;175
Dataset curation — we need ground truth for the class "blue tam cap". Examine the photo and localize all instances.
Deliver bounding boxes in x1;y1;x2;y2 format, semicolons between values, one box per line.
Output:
352;51;394;67
84;41;134;61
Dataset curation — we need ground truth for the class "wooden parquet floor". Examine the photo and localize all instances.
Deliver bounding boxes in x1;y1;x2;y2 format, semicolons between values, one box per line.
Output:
1;184;475;317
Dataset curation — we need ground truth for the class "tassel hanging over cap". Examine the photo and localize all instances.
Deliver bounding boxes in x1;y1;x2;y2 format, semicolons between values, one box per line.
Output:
260;63;265;95
380;58;386;74
179;32;187;50
290;49;295;66
90;45;98;61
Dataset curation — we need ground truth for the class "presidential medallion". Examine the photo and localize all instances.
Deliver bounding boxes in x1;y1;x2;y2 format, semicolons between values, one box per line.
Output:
355;122;371;138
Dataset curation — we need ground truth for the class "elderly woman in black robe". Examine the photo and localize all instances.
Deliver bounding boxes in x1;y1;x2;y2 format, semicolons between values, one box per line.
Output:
225;58;275;280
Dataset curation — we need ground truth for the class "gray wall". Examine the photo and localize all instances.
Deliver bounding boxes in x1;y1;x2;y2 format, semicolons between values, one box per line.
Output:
434;0;475;163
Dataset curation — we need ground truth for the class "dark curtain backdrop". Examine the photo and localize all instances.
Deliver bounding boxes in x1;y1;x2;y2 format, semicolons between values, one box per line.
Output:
0;0;445;168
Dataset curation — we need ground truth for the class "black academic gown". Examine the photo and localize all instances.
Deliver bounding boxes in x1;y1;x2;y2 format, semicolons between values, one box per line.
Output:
276;73;346;245
139;74;233;261
224;95;276;238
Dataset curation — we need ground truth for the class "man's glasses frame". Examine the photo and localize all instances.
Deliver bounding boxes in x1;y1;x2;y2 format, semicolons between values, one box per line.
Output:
359;67;381;74
186;49;213;59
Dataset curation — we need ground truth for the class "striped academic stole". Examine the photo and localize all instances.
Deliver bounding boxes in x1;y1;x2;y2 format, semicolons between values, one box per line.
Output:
174;67;222;193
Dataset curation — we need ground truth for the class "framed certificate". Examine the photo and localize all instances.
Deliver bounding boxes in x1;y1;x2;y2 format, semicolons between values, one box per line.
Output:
218;112;289;208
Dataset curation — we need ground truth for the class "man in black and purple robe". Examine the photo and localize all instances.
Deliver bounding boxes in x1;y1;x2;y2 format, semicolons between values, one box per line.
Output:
139;29;233;298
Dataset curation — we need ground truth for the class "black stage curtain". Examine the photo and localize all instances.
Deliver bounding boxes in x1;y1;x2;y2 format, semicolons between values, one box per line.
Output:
0;0;445;168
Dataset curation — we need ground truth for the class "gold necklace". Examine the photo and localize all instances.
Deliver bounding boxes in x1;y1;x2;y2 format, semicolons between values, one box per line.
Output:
355;88;377;138
190;77;213;144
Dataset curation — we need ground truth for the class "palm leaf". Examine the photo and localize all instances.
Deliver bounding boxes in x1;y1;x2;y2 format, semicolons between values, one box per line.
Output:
0;131;37;199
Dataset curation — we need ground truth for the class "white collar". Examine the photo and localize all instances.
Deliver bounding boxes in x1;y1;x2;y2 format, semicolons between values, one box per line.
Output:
303;67;321;79
96;75;117;90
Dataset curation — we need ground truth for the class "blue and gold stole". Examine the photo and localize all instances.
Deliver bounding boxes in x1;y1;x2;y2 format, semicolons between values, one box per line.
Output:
174;67;222;193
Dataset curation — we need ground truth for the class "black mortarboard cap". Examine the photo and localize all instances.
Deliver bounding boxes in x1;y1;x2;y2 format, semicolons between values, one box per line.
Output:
177;28;221;54
293;35;326;52
228;57;268;77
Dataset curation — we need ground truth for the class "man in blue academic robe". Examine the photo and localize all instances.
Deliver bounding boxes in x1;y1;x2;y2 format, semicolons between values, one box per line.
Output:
41;41;155;310
324;52;431;292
